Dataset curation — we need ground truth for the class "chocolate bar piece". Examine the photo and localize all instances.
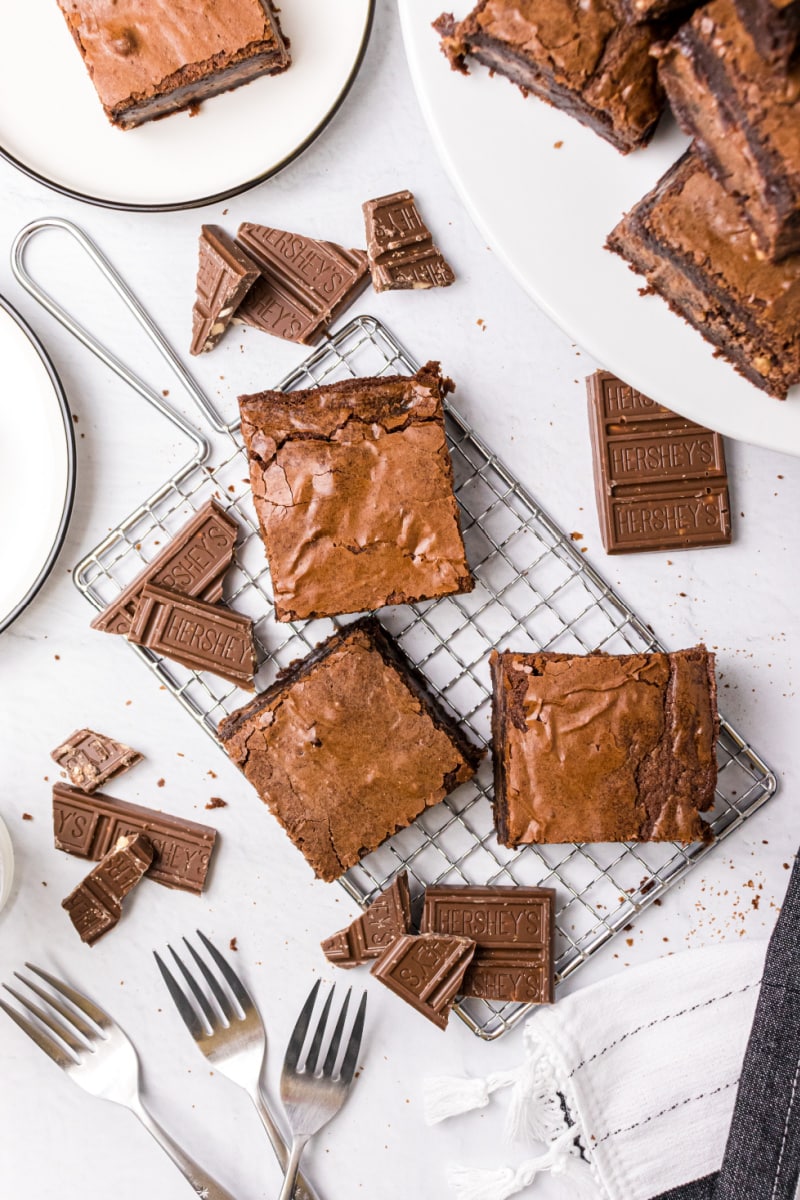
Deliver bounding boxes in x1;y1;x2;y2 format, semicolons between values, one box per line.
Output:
421;886;556;1003
233;223;370;345
370;934;476;1030
62;833;153;946
51;729;142;794
363;191;455;292
191;226;260;356
586;370;731;554
91;501;238;636
128;584;257;689
53;782;217;894
322;872;413;968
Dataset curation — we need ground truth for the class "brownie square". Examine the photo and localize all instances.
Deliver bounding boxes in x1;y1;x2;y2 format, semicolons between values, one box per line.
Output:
238;362;473;622
490;646;718;845
607;149;800;398
218;618;483;882
434;0;666;153
659;0;800;262
56;0;290;130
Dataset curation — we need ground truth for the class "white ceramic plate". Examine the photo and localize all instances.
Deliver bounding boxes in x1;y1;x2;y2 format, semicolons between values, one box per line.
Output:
0;0;373;211
0;298;75;633
400;1;800;455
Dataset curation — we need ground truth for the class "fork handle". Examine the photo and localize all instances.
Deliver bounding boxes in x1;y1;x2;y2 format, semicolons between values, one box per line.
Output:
253;1090;319;1200
277;1135;310;1200
131;1096;239;1200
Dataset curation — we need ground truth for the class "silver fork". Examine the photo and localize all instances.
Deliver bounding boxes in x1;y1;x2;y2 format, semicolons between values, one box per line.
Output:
154;931;316;1200
278;981;367;1200
0;963;237;1200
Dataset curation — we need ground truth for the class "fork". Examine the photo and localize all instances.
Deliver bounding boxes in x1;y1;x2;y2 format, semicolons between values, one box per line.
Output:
278;981;367;1200
154;931;316;1200
0;963;236;1200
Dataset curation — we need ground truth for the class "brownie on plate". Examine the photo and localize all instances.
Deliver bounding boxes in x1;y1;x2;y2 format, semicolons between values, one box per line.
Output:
56;0;291;130
490;646;718;846
238;362;473;622
434;0;667;153
607;149;800;398
659;0;800;262
218;618;483;882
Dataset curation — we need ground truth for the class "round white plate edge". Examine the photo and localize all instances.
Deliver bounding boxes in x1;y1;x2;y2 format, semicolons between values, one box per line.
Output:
0;299;75;633
399;0;800;456
0;0;374;210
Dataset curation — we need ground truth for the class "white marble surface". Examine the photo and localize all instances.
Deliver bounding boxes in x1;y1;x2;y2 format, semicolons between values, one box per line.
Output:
0;4;798;1198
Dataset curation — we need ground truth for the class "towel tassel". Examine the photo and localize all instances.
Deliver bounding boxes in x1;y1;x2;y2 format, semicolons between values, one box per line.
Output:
447;1128;593;1200
423;1067;521;1125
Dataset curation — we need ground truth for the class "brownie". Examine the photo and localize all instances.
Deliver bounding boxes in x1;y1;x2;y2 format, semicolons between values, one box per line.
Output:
490;646;718;845
734;0;800;65
659;0;800;262
56;0;291;130
622;0;701;23
607;150;800;398
434;0;667;154
217;618;483;882
238;362;474;623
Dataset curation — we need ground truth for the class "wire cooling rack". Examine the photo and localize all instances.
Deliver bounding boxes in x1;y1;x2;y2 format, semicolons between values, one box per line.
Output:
74;314;777;1041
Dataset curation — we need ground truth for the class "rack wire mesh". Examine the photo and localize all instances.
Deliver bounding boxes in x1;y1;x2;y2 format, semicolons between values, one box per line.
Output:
74;315;777;1040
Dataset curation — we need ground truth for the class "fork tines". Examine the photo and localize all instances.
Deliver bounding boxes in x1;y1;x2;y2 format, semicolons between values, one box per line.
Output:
154;929;253;1040
0;963;108;1066
286;981;367;1085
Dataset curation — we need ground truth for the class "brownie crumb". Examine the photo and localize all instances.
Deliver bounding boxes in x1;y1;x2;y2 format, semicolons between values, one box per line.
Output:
229;937;238;952
21;813;33;821
206;797;228;809
157;778;165;788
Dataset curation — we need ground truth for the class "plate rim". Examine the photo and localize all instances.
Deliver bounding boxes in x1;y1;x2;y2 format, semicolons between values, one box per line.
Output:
0;0;375;213
0;295;76;635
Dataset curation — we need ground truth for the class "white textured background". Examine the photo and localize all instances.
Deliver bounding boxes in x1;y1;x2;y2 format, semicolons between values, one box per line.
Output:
0;4;798;1198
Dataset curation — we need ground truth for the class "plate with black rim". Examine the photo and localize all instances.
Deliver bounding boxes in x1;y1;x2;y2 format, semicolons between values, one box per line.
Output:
0;0;374;212
0;297;75;634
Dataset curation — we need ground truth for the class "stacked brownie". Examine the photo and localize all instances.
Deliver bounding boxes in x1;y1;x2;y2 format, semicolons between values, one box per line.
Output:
610;0;800;396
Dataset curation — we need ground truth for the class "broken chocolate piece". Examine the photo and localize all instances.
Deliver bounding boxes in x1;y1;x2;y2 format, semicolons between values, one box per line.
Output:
62;833;153;945
421;886;556;1003
363;191;455;292
191;225;260;355
586;370;731;554
128;583;257;689
322;872;413;967
53;782;217;895
91;501;239;637
370;933;476;1030
51;729;142;794
233;223;370;344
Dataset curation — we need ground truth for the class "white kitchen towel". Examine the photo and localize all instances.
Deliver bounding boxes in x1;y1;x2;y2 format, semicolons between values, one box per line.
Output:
424;940;768;1200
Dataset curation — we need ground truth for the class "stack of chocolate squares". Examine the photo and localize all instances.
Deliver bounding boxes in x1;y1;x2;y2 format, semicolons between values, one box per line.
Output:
320;871;556;1031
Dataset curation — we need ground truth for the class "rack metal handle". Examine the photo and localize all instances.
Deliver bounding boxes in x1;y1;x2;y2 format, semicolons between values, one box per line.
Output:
10;217;235;458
